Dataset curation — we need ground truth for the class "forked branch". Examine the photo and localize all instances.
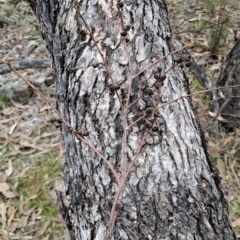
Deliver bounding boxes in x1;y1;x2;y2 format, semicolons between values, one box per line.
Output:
74;6;124;110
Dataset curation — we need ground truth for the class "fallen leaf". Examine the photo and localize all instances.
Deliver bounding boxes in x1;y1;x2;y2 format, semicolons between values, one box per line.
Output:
209;148;223;154
0;230;8;240
216;158;226;180
0;203;7;226
34;219;50;238
23;207;35;216
10;236;33;240
15;215;29;228
8;122;17;135
19;166;31;178
5;159;13;177
208;111;227;122
7;206;17;227
0;182;17;198
42;234;50;240
39;106;52;112
233;218;240;228
236;129;240;137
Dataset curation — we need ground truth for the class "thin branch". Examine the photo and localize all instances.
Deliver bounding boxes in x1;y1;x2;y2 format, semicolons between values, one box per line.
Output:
117;6;133;109
132;44;190;79
106;83;163;240
172;39;210;89
75;132;120;186
157;84;240;111
117;5;134;179
127;114;147;130
127;84;240;129
74;6;124;110
105;127;151;240
150;63;178;87
0;59;120;186
127;63;179;110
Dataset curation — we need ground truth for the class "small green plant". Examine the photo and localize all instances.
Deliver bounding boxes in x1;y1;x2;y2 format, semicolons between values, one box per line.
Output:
4;8;14;18
0;95;10;107
17;151;61;211
185;0;233;53
229;200;240;235
202;0;231;53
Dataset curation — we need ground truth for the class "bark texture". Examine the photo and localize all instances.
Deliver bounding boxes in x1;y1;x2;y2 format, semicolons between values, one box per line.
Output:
28;0;236;239
218;39;240;129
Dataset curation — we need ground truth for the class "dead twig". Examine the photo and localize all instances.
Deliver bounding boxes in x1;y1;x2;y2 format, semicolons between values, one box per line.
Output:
74;6;124;110
133;44;190;79
0;59;121;186
127;84;240;129
0;59;50;74
117;5;133;178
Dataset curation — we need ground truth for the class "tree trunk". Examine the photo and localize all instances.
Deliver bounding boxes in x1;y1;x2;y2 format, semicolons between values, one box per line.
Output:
218;39;240;129
28;0;236;239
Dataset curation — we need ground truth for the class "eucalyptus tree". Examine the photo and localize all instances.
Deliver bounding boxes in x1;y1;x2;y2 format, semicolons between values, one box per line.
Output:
27;0;236;239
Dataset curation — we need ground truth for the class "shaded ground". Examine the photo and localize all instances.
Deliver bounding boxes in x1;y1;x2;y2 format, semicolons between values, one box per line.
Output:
0;0;240;239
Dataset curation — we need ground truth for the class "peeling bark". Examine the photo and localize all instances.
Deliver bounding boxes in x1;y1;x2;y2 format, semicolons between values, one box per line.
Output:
28;0;236;239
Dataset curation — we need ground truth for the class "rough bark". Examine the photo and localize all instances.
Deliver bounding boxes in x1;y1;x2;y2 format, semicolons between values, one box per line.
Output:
28;0;236;239
218;39;240;129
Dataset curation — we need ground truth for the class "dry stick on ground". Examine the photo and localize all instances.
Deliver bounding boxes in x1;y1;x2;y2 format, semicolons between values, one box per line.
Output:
0;59;50;74
0;59;120;187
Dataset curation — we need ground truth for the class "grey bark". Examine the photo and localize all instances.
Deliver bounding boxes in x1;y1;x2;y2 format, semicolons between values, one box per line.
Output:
28;0;236;239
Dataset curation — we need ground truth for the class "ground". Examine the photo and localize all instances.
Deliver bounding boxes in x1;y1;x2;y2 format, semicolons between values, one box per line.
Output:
0;0;240;239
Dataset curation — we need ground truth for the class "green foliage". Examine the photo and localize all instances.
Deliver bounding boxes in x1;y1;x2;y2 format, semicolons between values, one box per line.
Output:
229;200;240;234
186;0;233;53
17;152;61;217
0;95;11;107
4;8;14;18
202;0;231;53
202;0;232;53
0;143;11;156
9;0;20;5
219;123;227;134
189;74;205;91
